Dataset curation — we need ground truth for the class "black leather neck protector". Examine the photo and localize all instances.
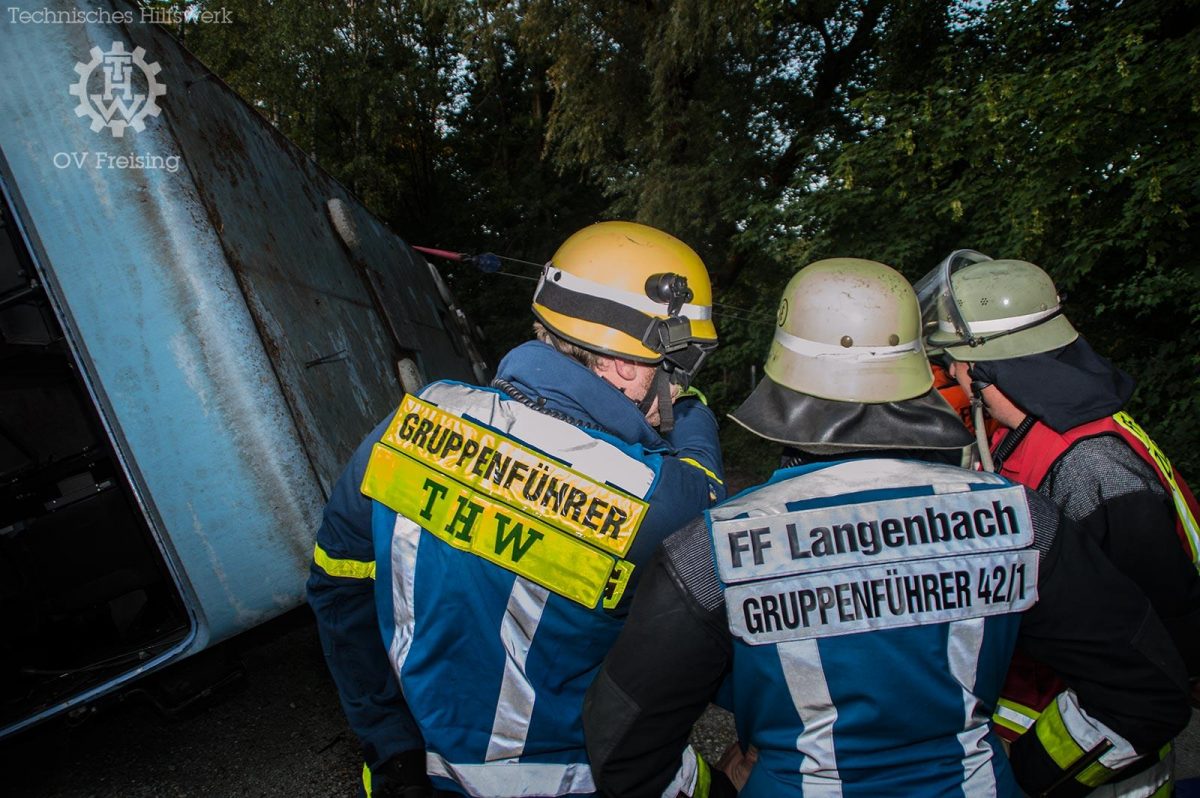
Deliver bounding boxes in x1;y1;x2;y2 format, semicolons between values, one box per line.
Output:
730;378;973;454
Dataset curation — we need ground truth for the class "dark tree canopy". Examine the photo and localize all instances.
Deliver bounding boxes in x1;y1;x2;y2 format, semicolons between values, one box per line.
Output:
180;0;1199;477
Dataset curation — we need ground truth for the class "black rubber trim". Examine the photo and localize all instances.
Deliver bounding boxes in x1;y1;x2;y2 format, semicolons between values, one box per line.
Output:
491;377;611;434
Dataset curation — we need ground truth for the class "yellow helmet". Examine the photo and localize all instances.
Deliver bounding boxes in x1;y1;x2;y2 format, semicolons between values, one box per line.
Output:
532;221;717;381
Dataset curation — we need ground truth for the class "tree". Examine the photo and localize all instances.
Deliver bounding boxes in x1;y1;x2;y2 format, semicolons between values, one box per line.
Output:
790;0;1200;471
521;0;925;476
183;0;609;365
178;0;1198;477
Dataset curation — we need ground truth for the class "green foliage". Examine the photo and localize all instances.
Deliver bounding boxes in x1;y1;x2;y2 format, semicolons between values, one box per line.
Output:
521;0;903;476
791;0;1200;472
185;0;469;232
179;0;1198;478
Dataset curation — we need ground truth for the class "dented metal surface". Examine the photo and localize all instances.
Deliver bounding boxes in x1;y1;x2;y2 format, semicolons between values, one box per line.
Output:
0;0;483;735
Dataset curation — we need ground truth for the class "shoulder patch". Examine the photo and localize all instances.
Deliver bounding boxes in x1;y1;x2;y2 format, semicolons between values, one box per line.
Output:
363;387;657;608
713;485;1032;584
728;549;1039;644
710;459;1039;644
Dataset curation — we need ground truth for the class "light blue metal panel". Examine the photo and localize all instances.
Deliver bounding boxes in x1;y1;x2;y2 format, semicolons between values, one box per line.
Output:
0;4;326;648
131;11;482;492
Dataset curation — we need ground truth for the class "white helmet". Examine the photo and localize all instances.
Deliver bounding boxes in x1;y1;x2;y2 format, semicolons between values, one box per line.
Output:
732;258;971;453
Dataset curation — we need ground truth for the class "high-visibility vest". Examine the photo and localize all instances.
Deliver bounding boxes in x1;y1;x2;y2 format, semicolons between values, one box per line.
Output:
992;412;1199;570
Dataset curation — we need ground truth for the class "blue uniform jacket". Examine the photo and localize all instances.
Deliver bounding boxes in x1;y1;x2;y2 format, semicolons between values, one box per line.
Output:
308;341;723;792
583;455;1188;798
712;459;1028;797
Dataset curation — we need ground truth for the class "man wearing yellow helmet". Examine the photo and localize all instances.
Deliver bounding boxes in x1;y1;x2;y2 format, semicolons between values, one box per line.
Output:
530;220;719;433
928;257;1200;797
308;221;725;797
583;257;1187;798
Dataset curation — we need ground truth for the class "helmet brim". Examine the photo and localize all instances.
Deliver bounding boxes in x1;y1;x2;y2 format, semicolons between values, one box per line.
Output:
930;315;1078;362
764;343;934;403
730;377;974;453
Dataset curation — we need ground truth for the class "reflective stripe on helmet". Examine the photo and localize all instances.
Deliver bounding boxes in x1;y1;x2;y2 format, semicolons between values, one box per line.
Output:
937;304;1061;336
773;326;922;360
538;265;713;322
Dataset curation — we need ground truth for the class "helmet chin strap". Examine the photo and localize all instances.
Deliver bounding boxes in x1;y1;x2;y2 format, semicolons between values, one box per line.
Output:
971;395;994;472
637;365;675;434
968;367;995;472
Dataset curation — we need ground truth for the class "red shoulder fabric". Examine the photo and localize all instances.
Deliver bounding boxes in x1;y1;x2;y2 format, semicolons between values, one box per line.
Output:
990;418;1112;491
992;413;1199;735
993;416;1199;562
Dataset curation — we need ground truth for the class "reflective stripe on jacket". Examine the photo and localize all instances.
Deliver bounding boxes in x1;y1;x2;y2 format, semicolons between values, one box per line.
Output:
369;375;721;798
992;413;1199;568
709;458;1036;797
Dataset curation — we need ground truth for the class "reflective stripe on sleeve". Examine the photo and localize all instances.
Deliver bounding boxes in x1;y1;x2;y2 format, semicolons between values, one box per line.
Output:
659;745;704;798
694;752;712;798
426;752;594;797
993;697;1039;736
1086;744;1174;798
1036;697;1112;787
313;543;376;580
1034;691;1141;788
681;457;723;486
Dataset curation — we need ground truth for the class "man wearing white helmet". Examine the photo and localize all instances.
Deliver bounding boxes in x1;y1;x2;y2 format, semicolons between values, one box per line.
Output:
583;258;1187;797
928;257;1200;796
309;221;726;797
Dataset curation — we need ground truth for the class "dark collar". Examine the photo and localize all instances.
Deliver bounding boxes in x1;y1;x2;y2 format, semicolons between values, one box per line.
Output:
493;341;666;450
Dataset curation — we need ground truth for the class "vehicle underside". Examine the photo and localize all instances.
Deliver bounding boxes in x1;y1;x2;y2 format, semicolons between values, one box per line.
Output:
0;193;190;733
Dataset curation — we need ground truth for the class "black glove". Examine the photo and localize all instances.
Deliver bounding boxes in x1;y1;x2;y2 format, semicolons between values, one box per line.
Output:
369;749;433;798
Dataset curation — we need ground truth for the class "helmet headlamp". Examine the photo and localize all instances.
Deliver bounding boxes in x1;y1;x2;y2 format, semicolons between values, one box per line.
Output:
644;272;694;316
530;222;718;392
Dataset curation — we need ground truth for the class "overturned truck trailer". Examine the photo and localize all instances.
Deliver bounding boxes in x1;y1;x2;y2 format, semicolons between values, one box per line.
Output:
0;0;486;736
